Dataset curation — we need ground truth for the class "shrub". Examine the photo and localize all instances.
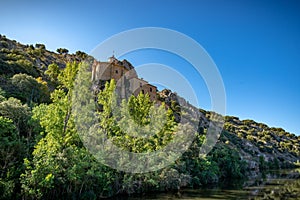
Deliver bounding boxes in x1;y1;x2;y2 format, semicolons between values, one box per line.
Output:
10;74;50;104
35;43;45;49
57;48;69;54
0;40;9;48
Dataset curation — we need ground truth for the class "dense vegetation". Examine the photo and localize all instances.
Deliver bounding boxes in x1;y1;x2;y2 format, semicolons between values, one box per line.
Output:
0;35;299;199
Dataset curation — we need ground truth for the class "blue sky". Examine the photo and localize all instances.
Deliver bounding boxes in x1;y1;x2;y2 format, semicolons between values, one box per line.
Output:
0;0;299;135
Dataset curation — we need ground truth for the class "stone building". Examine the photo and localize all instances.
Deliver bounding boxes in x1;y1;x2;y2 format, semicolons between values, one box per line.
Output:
92;56;157;101
92;55;137;81
130;77;157;101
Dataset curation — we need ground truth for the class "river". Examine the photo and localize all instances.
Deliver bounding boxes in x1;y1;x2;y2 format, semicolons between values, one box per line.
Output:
111;169;300;200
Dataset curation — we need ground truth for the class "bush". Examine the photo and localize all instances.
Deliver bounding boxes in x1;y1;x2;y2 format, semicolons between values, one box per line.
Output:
246;135;254;141
75;51;88;59
10;74;50;104
0;116;26;199
209;145;247;180
35;43;45;49
0;40;9;48
57;48;69;54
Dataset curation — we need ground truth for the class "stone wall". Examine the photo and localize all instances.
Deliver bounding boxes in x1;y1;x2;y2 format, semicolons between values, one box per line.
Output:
130;77;157;101
92;59;157;101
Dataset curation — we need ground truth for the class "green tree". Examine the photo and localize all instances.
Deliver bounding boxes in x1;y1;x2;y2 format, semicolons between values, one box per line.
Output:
35;44;45;50
0;97;32;137
56;48;69;54
58;62;79;90
208;144;246;180
21;62;118;199
0;116;25;199
75;51;88;59
97;81;177;153
45;63;60;83
10;73;50;105
0;87;6;102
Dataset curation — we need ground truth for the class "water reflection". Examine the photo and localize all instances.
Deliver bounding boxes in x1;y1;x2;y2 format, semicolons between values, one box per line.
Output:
110;169;300;200
244;169;300;200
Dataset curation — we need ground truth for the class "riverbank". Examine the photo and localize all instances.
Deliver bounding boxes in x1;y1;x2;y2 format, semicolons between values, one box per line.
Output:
109;169;300;200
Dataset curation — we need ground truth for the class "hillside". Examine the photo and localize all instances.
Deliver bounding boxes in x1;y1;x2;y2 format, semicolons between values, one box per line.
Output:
223;116;299;167
0;35;299;199
0;34;83;76
158;89;300;171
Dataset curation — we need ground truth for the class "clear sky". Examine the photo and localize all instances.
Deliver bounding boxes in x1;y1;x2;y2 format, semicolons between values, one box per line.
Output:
0;0;299;135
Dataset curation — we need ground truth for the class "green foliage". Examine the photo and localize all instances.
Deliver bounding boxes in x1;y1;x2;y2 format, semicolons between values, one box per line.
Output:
45;63;60;82
246;134;254;141
0;87;6;102
224;113;300;160
75;51;88;60
35;44;45;50
97;80;177;153
58;61;79;90
27;47;42;57
56;48;69;54
0;97;32;137
1;33;299;199
19;60;296;198
21;63;119;199
10;73;50;105
0;116;26;199
209;144;247;180
259;156;268;170
0;46;39;77
0;92;40;198
0;40;9;48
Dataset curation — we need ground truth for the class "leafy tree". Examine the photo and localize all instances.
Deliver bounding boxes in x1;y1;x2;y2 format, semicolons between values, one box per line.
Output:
0;116;25;199
35;44;45;50
0;47;39;77
0;97;32;137
97;81;177;153
58;62;79;90
45;63;60;83
75;51;87;59
208;144;246;180
21;62;118;199
0;87;6;102
10;73;50;105
0;40;9;48
56;48;69;54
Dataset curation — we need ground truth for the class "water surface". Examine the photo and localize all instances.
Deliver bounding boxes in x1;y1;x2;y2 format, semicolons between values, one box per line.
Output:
112;169;300;200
